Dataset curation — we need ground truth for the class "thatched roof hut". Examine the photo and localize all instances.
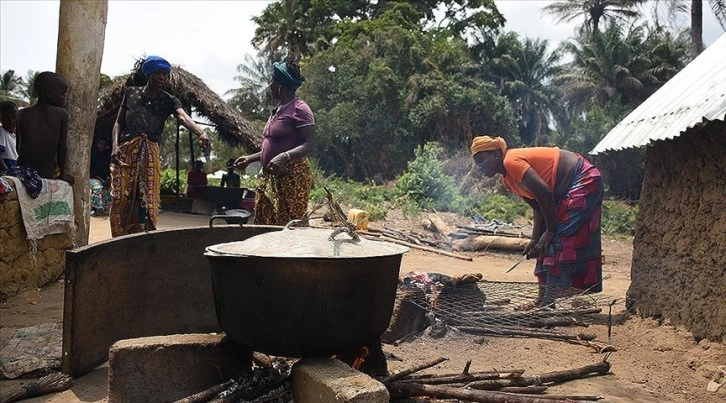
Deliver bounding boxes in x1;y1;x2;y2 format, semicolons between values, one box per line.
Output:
95;60;262;151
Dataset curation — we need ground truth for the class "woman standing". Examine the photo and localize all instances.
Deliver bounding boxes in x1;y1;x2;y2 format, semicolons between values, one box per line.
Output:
470;135;604;308
110;56;210;237
234;60;316;225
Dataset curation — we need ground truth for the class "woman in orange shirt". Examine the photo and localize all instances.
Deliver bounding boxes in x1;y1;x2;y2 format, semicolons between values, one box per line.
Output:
471;135;604;308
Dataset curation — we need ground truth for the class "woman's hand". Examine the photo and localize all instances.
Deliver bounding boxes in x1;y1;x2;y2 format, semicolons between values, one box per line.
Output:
523;239;538;258
534;230;555;256
234;156;251;171
198;132;211;149
266;152;291;175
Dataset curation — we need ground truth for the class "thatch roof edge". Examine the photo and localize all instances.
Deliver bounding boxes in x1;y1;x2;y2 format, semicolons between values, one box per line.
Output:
95;60;261;151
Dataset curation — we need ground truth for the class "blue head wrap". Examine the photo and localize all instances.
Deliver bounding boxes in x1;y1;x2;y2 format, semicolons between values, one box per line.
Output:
272;61;304;90
142;56;172;77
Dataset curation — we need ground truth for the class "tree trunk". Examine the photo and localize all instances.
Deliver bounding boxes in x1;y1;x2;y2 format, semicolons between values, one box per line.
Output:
55;0;108;246
690;0;703;58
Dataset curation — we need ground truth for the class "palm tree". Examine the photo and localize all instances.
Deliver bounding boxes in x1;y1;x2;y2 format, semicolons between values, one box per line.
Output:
542;0;646;33
0;69;25;103
651;0;726;57
226;53;275;121
19;70;40;105
498;36;563;145
556;22;650;111
251;0;313;59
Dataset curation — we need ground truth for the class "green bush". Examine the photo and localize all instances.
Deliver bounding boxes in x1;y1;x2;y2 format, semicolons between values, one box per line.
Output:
394;142;460;212
240;172;260;190
601;200;638;235
160;168;187;195
469;193;531;223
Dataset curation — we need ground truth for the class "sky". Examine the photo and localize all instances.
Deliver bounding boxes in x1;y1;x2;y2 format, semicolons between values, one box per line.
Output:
1;0;724;99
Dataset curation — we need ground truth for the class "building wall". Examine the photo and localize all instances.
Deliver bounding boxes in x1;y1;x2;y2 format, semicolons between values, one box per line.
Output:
628;121;726;342
0;181;73;300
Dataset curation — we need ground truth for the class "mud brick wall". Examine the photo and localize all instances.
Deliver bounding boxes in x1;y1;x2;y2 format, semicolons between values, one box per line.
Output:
628;122;726;342
0;181;73;301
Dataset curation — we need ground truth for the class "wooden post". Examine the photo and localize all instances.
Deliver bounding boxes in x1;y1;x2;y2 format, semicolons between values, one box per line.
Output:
55;0;108;245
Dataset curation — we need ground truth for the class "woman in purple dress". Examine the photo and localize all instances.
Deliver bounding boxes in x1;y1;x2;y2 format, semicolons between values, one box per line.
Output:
234;60;316;225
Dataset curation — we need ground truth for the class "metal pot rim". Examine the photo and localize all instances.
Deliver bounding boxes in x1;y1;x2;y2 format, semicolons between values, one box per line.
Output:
205;226;409;259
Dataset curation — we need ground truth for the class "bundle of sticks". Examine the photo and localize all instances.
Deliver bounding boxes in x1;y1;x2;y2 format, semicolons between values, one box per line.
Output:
382;356;611;402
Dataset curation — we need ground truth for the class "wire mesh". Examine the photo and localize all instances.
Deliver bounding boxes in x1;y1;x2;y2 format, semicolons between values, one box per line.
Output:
402;279;618;333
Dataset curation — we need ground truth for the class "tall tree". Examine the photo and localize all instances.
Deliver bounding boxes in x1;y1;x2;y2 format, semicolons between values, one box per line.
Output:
19;70;39;105
251;0;505;58
555;22;650;112
0;69;25;103
477;33;562;146
56;0;108;246
651;0;726;57
302;5;514;180
226;53;275;122
542;0;645;33
251;0;305;58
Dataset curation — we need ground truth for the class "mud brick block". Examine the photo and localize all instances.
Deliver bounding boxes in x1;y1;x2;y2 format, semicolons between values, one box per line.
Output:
108;333;250;403
292;357;388;403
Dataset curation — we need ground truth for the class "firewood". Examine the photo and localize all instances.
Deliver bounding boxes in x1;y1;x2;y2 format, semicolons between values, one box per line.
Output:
453;235;529;251
396;370;526;385
427;213;456;237
456;325;597;342
466;361;611;390
381;228;413;242
499;393;604;400
499;386;548;394
386;381;600;402
457;224;527;239
406;369;526;380
208;379;291;403
173;380;236;403
527;317;584;328
382;357;448;382
370;234;473;261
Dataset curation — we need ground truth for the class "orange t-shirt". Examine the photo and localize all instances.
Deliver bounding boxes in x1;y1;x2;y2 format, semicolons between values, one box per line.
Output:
501;147;560;200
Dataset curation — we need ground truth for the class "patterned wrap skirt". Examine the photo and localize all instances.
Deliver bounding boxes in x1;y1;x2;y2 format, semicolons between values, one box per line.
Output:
254;158;312;226
110;134;160;237
535;156;604;299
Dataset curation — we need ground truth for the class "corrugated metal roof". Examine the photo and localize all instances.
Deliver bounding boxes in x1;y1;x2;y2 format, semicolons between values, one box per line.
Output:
590;33;726;155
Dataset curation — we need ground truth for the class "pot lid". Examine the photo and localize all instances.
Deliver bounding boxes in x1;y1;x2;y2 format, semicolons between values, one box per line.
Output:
205;227;409;258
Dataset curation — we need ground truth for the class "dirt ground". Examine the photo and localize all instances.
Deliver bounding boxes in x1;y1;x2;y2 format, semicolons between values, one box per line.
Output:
1;211;724;402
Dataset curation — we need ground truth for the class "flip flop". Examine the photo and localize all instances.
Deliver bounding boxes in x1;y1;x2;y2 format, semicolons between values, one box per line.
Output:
707;366;726;392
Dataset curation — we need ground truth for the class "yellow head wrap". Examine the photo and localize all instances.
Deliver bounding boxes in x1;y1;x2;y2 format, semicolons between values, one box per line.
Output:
470;135;507;155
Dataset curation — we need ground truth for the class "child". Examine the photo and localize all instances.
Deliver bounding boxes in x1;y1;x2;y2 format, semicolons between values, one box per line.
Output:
186;160;207;199
220;158;241;188
0;101;18;173
16;72;74;184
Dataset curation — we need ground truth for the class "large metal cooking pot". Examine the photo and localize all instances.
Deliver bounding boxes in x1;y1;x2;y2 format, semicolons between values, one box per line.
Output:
204;224;409;357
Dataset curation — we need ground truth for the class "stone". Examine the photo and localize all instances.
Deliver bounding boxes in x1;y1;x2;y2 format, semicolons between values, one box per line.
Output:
108;334;251;403
292;357;388;403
